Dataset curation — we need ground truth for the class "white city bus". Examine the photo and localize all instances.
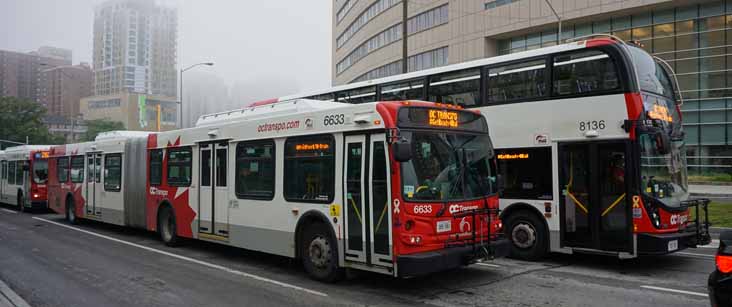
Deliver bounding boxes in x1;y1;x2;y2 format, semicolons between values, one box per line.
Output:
0;145;51;211
48;100;509;281
264;36;711;259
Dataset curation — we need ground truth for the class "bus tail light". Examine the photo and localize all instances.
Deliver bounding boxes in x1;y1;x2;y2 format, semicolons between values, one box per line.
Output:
717;255;732;274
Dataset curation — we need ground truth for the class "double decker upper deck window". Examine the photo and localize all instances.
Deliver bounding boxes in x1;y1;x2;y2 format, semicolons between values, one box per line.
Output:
488;59;547;103
553;50;619;96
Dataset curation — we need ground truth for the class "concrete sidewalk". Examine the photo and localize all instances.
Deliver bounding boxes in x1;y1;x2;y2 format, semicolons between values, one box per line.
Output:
690;184;732;200
0;278;30;307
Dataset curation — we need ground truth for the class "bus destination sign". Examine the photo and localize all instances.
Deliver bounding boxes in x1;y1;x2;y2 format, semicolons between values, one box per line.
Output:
428;109;459;128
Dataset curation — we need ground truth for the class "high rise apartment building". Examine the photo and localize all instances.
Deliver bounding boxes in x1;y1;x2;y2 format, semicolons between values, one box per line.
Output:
84;0;178;131
0;48;71;102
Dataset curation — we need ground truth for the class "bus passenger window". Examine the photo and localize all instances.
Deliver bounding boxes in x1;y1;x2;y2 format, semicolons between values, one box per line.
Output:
70;156;84;183
8;161;16;185
488;59;546;103
552;50;619;96
336;86;376;104
15;161;23;184
428;69;481;108
496;147;553;200
284;135;335;203
1;161;6;180
104;154;122;191
380;79;425;101
167;147;192;187
236;140;275;200
149;149;163;186
57;157;69;183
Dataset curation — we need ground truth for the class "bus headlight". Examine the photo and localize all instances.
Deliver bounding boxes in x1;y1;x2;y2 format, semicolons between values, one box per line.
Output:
650;208;661;228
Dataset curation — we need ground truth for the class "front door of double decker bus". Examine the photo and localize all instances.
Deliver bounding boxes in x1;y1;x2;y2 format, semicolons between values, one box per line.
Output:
199;142;230;238
343;134;393;268
559;141;632;253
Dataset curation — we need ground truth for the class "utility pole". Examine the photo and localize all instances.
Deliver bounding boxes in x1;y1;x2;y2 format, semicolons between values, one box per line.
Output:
402;0;408;73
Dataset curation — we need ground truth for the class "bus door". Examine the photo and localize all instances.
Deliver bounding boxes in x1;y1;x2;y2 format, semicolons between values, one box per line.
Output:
86;153;102;216
559;141;631;253
198;142;230;237
343;134;393;267
0;160;5;200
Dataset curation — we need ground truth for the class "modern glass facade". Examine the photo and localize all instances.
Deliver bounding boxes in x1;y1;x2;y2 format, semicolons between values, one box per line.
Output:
498;1;732;177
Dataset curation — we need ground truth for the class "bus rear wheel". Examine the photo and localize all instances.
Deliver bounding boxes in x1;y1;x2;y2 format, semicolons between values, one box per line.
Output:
301;223;343;282
17;193;25;213
66;198;77;224
506;210;547;261
158;206;180;247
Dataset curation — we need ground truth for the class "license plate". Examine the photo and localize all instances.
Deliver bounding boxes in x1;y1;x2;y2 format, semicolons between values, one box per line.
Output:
668;240;678;252
436;220;451;233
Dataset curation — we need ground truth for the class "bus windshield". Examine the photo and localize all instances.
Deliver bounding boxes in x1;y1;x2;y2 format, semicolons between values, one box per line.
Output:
401;131;496;202
639;134;689;208
33;159;48;184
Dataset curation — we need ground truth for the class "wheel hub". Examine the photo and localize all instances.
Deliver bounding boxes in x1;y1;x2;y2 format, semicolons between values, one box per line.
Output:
308;236;330;268
512;222;536;249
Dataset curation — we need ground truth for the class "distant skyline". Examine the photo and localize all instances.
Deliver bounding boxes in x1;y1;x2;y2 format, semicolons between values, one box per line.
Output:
0;0;333;97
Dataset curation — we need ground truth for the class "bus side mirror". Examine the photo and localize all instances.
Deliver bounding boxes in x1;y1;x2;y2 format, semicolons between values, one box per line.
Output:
392;142;412;162
655;131;671;155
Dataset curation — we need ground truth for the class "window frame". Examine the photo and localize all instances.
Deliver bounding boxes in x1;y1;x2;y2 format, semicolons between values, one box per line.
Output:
8;161;16;185
70;155;85;183
149;149;163;186
57;157;69;183
104;153;123;192
283;134;336;204
166;147;192;187
235;139;276;200
1;160;6;180
427;67;483;108
484;55;551;105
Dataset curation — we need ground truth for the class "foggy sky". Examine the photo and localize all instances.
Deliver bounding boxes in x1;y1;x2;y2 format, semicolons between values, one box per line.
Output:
0;0;333;98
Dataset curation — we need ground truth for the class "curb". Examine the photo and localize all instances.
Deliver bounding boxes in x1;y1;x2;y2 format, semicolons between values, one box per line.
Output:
0;278;30;307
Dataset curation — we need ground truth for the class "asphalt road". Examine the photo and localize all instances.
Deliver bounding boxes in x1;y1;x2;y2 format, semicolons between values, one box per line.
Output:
0;207;718;307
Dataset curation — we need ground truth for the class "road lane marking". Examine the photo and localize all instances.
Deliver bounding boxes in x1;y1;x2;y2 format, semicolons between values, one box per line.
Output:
676;252;715;258
0;209;17;214
476;262;501;268
640;285;708;298
32;217;328;297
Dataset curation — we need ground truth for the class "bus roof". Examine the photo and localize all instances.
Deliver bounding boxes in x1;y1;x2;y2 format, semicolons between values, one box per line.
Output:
2;145;51;154
95;130;154;141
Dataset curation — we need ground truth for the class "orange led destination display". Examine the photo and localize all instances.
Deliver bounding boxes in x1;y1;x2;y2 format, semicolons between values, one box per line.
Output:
497;153;530;160
428;109;459;128
648;104;673;122
295;143;330;151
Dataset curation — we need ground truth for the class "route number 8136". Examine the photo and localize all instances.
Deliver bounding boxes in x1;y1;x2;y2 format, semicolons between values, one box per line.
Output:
579;120;606;131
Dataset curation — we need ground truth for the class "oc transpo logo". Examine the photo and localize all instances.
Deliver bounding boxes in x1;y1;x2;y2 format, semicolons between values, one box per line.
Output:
670;214;688;225
149;187;168;196
448;204;480;215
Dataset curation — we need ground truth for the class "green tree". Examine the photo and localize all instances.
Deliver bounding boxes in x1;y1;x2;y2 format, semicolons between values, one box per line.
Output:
82;119;126;142
0;96;65;148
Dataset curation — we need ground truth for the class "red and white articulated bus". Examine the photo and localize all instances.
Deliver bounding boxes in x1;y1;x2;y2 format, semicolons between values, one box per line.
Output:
252;35;711;259
47;100;509;281
0;145;51;212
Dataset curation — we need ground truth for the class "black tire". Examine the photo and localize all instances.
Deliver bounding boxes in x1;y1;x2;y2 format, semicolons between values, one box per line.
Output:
301;223;343;282
17;193;25;213
158;206;180;247
505;210;547;261
66;197;77;224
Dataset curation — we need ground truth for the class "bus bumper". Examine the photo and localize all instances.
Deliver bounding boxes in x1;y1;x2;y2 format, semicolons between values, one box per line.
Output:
396;238;511;277
28;200;47;210
637;231;696;255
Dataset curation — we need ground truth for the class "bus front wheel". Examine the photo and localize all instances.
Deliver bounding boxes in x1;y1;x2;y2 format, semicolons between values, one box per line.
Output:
506;210;547;261
301;223;343;282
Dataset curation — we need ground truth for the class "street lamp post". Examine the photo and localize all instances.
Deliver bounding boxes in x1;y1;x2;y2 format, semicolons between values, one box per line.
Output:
543;0;562;43
179;62;214;128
